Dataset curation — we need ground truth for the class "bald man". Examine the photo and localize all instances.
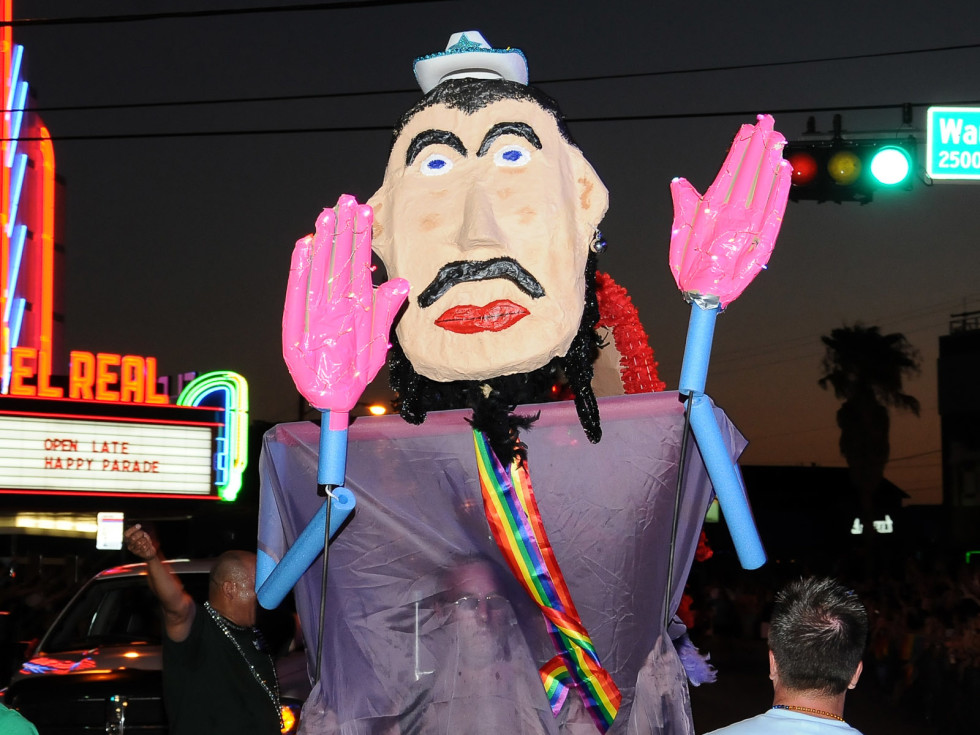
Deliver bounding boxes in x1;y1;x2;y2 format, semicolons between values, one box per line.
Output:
124;525;282;735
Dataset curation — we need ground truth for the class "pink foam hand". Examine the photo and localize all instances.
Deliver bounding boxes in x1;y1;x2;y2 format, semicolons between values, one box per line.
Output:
669;114;791;309
283;194;409;414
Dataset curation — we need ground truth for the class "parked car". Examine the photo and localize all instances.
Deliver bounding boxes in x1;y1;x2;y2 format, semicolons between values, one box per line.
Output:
0;560;309;734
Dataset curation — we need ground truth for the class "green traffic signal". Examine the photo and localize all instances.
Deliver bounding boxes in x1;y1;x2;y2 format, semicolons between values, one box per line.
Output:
869;146;913;186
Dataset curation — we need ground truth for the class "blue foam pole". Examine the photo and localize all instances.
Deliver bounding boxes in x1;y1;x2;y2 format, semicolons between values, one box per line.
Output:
256;487;357;609
256;548;276;591
678;305;718;397
318;410;348;487
688;395;766;570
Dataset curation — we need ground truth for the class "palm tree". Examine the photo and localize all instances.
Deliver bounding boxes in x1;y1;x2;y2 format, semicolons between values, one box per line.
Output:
818;324;921;523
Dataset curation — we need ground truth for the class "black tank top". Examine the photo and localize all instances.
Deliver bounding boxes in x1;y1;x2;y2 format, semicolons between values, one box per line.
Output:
162;604;280;735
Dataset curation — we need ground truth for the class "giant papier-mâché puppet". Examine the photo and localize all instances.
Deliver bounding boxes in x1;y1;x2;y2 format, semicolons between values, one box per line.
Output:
258;31;790;735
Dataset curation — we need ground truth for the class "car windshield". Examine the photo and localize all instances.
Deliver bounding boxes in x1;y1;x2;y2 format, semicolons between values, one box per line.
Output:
40;571;211;652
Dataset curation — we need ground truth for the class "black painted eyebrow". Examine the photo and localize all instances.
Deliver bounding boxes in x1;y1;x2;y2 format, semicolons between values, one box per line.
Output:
405;129;467;167
476;122;542;157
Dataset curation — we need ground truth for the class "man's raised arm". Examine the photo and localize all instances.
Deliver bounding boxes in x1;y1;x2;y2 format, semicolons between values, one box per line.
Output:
123;524;195;642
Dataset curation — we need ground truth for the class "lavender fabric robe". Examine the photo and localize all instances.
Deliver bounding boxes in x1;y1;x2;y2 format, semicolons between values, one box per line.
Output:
258;392;747;734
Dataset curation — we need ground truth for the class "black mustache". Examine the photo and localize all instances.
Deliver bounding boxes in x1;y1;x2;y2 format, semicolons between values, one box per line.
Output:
416;257;545;309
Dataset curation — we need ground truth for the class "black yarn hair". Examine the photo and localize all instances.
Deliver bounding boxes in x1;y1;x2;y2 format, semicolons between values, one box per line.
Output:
390;77;578;151
389;252;602;466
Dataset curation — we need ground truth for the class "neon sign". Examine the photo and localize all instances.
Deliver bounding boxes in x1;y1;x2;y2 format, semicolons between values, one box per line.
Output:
177;371;249;501
0;19;250;502
2;27;57;395
0;413;216;497
0;354;251;501
8;349;172;403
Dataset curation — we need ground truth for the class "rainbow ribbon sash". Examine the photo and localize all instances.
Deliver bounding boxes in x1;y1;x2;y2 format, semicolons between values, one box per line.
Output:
472;431;621;732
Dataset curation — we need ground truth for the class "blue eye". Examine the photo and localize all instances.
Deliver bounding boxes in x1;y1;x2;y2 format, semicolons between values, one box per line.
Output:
494;145;531;168
420;153;453;176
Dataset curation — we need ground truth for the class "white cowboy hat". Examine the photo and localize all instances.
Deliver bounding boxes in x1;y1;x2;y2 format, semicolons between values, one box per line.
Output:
413;31;528;94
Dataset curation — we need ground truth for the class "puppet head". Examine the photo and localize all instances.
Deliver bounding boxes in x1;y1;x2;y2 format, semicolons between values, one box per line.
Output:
370;33;661;462
369;68;608;383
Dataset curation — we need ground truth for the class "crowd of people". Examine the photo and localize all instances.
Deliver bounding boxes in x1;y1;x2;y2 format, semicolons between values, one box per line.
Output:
861;556;980;732
3;534;980;733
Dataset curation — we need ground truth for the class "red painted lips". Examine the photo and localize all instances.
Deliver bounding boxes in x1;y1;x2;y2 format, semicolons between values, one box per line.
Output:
435;300;529;334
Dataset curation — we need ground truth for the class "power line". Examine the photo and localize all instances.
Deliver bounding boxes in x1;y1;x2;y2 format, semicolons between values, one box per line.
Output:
541;41;980;87
877;292;980;326
14;88;419;114
1;123;394;143
6;97;980;144
9;41;980;115
890;449;942;462
711;293;980;371
4;1;451;27
567;98;980;125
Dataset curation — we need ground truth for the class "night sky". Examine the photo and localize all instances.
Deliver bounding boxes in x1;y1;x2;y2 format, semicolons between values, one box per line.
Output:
11;0;980;504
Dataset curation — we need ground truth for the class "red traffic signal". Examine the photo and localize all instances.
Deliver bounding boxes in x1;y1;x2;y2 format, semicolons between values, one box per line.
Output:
787;150;818;186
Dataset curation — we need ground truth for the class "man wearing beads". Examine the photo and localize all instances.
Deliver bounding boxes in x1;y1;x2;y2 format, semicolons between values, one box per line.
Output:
705;577;868;735
124;524;282;735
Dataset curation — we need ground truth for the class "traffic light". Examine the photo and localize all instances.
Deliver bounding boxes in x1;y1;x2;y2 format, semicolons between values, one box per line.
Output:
784;137;917;203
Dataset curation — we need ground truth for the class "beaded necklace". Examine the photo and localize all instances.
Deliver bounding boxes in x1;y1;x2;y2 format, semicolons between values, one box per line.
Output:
204;601;283;728
772;704;845;722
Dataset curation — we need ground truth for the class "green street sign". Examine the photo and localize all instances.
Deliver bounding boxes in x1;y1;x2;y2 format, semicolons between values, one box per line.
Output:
927;106;980;180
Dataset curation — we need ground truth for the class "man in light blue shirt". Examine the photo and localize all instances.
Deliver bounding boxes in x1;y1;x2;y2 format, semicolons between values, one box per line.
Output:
705;577;867;735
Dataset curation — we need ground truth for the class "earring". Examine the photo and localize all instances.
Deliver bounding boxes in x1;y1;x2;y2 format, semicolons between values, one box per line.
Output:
590;228;607;255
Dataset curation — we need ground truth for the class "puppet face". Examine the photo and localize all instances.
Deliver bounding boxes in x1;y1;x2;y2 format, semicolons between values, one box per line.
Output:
370;97;608;382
